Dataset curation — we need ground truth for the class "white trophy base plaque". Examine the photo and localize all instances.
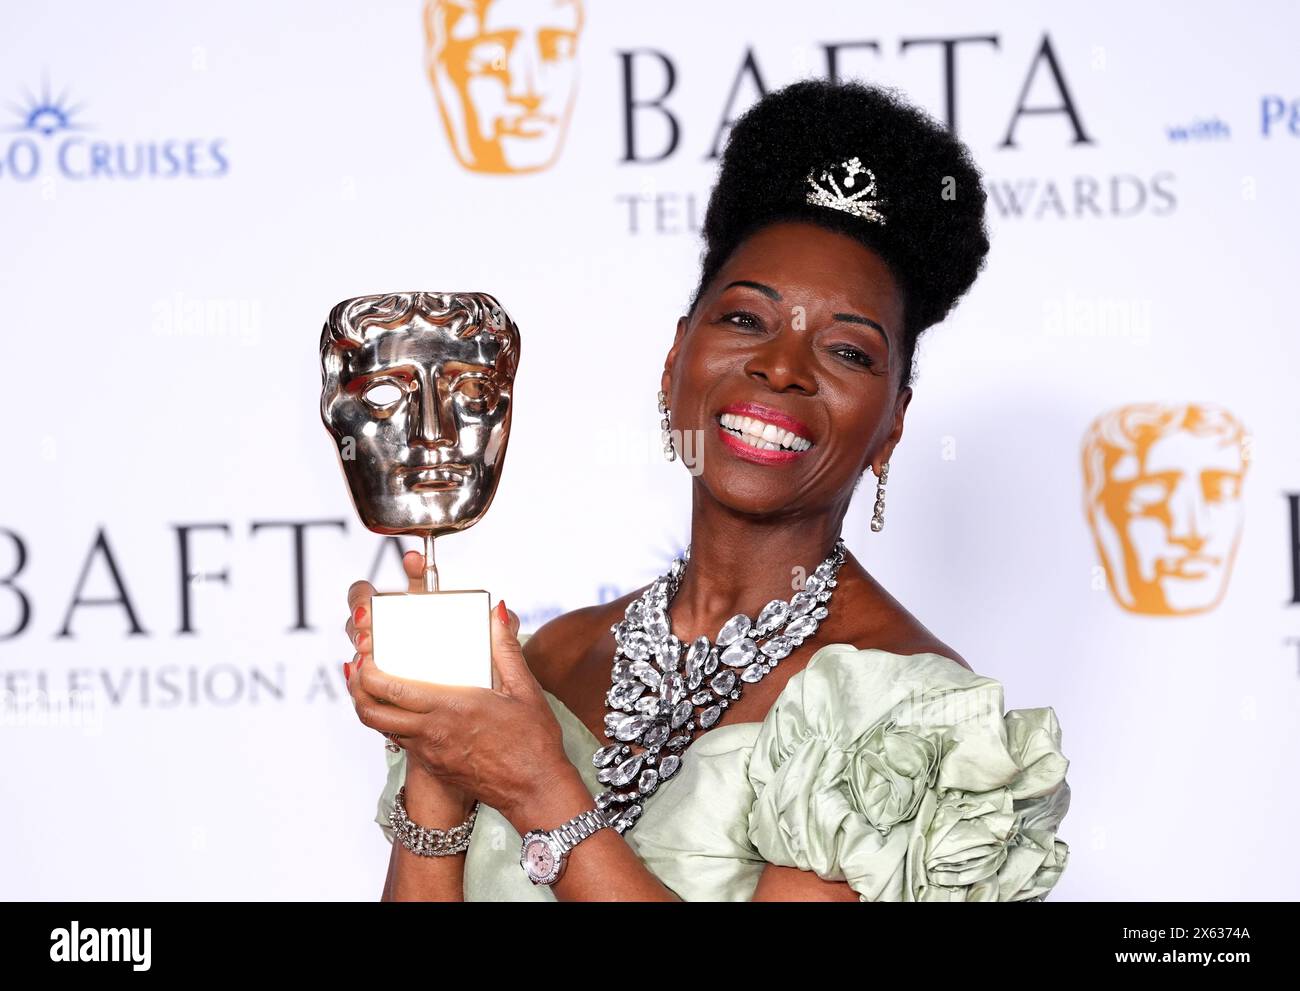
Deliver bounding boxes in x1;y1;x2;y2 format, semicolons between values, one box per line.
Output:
369;589;492;688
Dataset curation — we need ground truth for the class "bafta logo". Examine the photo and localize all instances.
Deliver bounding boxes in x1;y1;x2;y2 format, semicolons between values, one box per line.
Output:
1082;402;1249;616
423;0;584;174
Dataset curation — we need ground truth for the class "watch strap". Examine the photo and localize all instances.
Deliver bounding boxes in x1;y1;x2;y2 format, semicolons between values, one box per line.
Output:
552;808;612;853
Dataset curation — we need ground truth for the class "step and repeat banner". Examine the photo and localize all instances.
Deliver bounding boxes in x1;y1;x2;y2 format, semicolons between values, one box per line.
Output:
2;1;1297;900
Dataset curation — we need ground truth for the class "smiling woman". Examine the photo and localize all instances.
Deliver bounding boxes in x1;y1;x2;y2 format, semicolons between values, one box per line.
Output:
344;77;1071;903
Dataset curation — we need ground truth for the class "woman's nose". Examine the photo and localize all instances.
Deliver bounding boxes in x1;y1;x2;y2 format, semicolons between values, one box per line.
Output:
744;327;816;395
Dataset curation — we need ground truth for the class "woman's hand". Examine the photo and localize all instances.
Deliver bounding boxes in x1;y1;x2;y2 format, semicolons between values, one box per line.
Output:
343;550;572;821
344;552;474;815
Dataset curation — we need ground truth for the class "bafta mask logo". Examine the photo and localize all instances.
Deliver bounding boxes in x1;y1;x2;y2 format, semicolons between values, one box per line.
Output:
423;0;584;174
320;292;520;536
1082;402;1249;616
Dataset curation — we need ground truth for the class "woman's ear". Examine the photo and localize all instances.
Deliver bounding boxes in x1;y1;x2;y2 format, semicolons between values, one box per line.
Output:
661;315;688;397
877;385;913;468
673;314;688;345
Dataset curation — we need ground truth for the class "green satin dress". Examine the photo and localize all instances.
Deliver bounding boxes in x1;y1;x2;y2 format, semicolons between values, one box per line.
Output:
375;634;1071;901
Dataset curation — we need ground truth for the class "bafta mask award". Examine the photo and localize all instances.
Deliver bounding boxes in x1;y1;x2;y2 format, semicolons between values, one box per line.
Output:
320;291;520;689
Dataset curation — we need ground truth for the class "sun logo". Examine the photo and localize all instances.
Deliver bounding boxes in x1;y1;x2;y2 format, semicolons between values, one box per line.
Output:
1082;402;1249;616
422;0;584;174
6;76;88;136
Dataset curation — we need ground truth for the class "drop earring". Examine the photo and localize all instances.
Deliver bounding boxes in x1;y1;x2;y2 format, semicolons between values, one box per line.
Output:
870;461;889;531
659;390;676;461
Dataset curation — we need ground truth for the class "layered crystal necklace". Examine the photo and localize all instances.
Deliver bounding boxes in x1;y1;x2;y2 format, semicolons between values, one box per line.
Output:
591;537;848;834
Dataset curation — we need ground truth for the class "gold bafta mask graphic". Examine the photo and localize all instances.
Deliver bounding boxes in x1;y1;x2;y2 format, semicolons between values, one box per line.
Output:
1082;403;1248;616
423;0;584;174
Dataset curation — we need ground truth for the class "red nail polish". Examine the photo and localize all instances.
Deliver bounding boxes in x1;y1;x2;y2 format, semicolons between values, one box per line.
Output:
343;662;350;685
353;605;365;624
496;600;508;624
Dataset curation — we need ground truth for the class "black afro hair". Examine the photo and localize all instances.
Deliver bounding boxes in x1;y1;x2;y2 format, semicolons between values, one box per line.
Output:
687;78;991;388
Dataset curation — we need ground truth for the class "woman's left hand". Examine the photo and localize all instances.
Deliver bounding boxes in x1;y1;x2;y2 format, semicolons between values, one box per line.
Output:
345;572;573;821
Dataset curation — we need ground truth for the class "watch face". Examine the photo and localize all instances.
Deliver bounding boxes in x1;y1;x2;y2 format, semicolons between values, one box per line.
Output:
522;837;558;882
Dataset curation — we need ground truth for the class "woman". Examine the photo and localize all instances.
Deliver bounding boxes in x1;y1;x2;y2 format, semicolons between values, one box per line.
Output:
342;78;1071;901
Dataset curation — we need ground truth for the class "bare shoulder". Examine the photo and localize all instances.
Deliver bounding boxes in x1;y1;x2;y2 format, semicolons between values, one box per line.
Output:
521;586;648;693
867;603;973;672
839;566;974;673
885;631;973;673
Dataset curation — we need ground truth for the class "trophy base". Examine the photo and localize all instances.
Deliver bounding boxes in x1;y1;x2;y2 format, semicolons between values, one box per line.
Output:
369;589;492;689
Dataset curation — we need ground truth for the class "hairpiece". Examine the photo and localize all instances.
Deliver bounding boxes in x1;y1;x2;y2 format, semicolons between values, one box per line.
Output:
804;156;887;225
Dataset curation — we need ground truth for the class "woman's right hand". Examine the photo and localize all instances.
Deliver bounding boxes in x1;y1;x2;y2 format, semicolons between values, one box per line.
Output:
345;550;477;821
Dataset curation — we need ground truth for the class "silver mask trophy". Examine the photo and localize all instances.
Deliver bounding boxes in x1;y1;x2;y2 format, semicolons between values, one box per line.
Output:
320;291;520;688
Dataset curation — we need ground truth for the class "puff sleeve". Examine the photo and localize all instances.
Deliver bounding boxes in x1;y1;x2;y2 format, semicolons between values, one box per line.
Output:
745;646;1070;902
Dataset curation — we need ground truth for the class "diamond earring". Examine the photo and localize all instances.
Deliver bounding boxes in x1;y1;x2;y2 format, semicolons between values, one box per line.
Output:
658;390;676;461
870;461;889;531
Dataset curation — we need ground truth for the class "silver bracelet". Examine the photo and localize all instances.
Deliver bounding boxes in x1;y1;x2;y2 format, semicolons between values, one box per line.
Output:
389;785;479;857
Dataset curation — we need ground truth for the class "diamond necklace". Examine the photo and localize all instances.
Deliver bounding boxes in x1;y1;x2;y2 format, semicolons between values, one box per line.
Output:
591;537;849;834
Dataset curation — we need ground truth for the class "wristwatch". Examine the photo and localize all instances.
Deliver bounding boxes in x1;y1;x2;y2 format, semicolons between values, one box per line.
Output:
519;807;613;885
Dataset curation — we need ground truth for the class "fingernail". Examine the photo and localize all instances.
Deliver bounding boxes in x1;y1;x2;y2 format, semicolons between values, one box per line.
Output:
342;662;350;685
496;600;508;624
353;605;365;624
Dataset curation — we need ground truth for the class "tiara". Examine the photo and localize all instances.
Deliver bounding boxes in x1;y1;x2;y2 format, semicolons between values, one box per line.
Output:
805;156;887;225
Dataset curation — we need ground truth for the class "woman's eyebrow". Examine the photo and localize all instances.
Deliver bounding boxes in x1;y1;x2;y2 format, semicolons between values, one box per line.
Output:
833;312;887;339
723;279;781;301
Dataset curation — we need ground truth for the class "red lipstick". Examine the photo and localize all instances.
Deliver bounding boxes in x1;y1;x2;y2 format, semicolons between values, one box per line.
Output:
715;401;815;465
716;402;814;441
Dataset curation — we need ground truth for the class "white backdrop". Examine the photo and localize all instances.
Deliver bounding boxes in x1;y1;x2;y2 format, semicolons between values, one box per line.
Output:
2;0;1298;900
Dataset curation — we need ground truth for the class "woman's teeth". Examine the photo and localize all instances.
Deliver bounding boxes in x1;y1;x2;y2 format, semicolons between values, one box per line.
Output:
718;412;812;452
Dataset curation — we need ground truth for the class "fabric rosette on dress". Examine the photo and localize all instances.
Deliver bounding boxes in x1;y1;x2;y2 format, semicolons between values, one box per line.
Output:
745;645;1070;901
